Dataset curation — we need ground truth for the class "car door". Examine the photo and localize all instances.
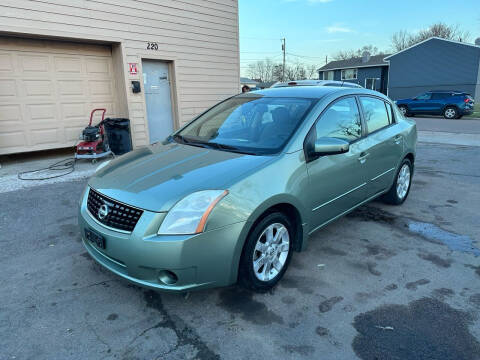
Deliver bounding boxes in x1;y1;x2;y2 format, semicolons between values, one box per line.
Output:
429;92;448;114
409;92;431;113
305;96;370;230
358;96;404;197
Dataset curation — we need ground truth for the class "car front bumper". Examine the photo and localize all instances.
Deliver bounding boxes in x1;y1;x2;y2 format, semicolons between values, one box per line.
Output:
78;188;246;292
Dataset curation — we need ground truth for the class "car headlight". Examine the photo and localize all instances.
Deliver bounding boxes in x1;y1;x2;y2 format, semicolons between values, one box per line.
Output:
158;190;228;235
95;160;111;173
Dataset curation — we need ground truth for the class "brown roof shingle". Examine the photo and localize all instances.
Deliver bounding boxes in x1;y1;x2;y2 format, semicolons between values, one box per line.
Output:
318;54;390;71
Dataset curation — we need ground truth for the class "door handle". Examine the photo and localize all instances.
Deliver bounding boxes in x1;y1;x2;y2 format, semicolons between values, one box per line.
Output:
393;135;402;145
358;152;370;164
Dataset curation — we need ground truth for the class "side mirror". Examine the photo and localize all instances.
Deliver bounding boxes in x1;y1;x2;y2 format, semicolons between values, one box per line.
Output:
314;137;349;155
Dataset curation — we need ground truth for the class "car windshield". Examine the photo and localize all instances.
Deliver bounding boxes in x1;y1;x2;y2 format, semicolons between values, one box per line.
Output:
174;96;316;155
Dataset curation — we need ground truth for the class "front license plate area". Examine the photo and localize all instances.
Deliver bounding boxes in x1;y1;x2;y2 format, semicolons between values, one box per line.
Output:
85;228;106;249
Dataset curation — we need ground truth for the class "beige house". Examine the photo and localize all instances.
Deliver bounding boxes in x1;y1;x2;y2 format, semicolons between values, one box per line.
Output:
0;0;240;155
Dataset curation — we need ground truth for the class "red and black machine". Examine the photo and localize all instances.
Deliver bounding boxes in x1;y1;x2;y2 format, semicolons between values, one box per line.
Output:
75;108;112;163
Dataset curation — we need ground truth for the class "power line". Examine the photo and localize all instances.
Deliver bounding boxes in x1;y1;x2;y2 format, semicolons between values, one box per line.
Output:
240;36;283;41
286;52;325;59
240;51;280;54
240;54;283;61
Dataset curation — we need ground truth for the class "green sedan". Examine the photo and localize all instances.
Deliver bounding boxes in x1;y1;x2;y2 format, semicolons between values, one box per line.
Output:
78;86;417;292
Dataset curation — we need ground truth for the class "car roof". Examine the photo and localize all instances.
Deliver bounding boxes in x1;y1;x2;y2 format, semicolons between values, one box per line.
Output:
237;86;382;99
428;90;465;93
272;79;362;88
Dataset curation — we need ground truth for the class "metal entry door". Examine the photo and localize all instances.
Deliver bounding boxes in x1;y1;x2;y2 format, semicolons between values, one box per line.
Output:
142;60;174;143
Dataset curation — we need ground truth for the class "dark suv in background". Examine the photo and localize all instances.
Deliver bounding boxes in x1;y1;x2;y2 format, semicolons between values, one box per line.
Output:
395;90;474;119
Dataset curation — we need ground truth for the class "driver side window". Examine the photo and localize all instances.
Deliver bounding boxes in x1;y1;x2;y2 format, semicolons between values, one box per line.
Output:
416;93;431;100
314;97;362;142
305;97;362;161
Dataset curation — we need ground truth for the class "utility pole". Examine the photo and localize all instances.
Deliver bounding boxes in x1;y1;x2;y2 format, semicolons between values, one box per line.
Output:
281;38;286;82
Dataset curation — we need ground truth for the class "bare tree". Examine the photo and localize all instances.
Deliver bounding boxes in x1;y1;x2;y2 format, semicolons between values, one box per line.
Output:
332;49;356;61
285;61;307;81
391;23;471;51
246;58;276;82
332;45;384;61
246;58;319;82
306;64;319;79
391;30;411;53
272;64;283;81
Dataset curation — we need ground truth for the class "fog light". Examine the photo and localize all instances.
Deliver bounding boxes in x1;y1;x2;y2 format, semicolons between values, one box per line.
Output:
158;270;178;285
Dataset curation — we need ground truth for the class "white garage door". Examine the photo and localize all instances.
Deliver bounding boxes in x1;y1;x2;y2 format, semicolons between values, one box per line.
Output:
0;36;118;155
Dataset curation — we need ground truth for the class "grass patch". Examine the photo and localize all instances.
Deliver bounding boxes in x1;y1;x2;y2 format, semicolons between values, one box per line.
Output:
465;103;480;119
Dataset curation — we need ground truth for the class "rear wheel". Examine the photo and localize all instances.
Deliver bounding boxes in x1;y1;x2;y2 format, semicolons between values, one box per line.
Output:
238;212;293;292
382;158;412;205
444;107;458;119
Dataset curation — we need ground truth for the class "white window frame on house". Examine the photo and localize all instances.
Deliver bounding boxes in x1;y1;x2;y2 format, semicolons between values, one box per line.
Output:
341;68;357;80
365;78;379;90
322;71;334;80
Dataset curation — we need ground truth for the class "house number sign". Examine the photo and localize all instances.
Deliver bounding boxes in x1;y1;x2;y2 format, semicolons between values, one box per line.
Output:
147;42;159;50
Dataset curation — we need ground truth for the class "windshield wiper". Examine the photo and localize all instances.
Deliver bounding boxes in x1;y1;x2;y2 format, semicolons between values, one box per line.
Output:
173;134;190;144
208;142;257;155
174;135;256;155
190;140;257;155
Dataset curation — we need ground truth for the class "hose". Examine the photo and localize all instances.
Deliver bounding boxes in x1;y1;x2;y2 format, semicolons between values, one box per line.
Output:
18;157;76;181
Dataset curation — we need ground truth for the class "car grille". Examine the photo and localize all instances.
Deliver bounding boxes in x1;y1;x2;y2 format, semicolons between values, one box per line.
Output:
87;188;143;232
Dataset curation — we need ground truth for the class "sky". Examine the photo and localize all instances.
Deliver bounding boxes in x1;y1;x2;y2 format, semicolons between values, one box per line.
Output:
238;0;480;76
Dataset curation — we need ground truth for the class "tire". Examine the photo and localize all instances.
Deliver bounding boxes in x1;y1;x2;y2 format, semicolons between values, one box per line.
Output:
398;105;409;117
382;158;413;205
238;212;294;292
443;106;458;119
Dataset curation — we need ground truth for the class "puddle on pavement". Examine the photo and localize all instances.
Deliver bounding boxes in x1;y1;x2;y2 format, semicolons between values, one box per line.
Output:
407;221;480;256
352;298;480;360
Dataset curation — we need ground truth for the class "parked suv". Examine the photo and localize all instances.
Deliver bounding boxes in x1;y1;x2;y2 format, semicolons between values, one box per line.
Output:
395;90;475;119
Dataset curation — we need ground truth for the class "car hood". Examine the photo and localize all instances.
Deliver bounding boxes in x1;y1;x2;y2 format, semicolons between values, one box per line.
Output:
88;142;273;212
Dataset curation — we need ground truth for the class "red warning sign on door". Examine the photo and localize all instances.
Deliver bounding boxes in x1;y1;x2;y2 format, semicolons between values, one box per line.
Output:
128;63;138;75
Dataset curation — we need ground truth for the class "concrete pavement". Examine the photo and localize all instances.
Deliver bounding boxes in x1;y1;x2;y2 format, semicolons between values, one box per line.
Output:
413;116;480;134
1;142;479;360
413;116;480;147
0;148;111;194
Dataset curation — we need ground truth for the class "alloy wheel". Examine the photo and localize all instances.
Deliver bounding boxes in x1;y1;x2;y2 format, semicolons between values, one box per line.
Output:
445;108;456;119
252;223;290;281
396;164;411;200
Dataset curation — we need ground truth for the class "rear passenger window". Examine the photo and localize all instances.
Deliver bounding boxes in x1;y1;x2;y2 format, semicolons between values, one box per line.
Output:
315;97;362;142
431;93;449;100
385;103;394;124
359;97;390;133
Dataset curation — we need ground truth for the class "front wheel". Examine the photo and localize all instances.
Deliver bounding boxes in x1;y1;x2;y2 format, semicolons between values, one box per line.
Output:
382;158;412;205
238;212;293;292
444;107;458;119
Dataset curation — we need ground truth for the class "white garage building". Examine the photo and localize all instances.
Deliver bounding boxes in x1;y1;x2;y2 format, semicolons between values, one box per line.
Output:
0;0;240;155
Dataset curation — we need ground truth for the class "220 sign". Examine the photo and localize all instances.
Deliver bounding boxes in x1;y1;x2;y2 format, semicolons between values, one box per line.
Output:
147;42;159;50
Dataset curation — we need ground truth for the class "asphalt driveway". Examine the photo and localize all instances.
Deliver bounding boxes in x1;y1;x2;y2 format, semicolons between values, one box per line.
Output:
1;142;479;360
412;116;480;134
